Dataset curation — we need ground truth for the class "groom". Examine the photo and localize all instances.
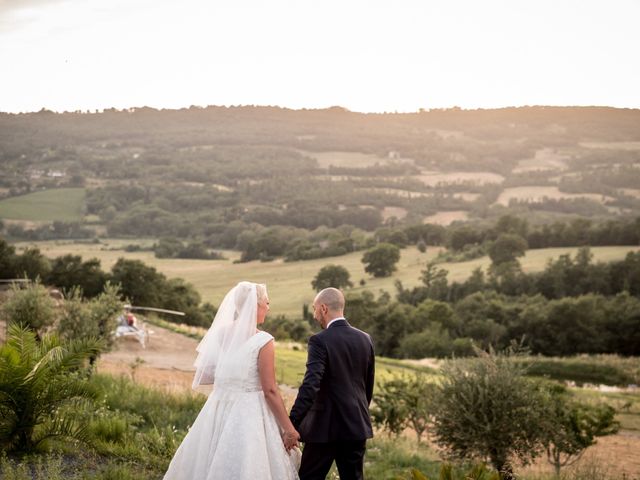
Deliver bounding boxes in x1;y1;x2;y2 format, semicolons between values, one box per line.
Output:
289;287;375;480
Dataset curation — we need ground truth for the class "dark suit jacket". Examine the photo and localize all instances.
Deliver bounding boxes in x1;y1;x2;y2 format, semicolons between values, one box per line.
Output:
290;319;375;443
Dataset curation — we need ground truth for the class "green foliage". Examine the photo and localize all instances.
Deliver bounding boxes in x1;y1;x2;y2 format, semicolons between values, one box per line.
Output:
1;281;57;334
46;254;108;298
154;237;224;260
11;247;51;280
419;263;449;301
88;374;205;433
432;347;550;478
362;242;401;278
109;258;210;327
372;373;436;443
57;283;122;354
0;324;103;452
488;233;528;267
519;357;638;386
311;264;353;291
543;386;619;475
363;436;441;479
262;314;312;342
109;258;167;307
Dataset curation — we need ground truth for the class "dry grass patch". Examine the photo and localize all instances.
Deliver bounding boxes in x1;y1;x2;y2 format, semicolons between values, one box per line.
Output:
381;206;408;220
512;148;569;173
423;211;469;225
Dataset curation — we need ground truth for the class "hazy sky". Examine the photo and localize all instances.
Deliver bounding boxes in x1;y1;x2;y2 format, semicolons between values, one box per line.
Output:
1;0;639;113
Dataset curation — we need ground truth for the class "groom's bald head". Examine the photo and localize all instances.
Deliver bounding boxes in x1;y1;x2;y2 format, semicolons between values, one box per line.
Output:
315;288;345;313
313;288;345;329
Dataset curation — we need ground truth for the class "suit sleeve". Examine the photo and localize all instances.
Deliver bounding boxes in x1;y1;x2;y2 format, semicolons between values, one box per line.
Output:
366;338;375;405
289;334;327;429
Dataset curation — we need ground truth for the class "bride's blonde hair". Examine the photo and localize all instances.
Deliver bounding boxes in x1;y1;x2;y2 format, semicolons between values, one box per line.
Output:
256;283;268;305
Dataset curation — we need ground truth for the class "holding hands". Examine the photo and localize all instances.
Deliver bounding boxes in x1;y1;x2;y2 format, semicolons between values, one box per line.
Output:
282;427;300;451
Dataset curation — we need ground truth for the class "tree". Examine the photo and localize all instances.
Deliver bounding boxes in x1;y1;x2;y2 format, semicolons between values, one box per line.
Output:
110;258;167;307
10;247;51;280
0;237;17;279
1;281;57;337
372;373;436;443
57;283;122;363
488;234;528;267
432;347;549;479
311;264;353;291
362;243;400;278
420;262;449;301
543;386;619;475
0;324;102;452
46;254;108;298
370;376;408;437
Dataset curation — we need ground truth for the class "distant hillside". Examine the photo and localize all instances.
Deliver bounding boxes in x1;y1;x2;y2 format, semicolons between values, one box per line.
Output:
1;105;639;249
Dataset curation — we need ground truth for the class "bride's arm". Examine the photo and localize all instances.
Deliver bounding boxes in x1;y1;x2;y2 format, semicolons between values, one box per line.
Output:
258;340;300;449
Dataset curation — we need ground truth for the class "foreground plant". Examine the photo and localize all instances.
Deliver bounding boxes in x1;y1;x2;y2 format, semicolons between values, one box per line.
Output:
431;346;549;479
0;323;103;452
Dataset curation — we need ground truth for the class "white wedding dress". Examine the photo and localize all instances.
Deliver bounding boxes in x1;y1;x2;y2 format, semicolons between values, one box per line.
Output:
163;331;300;480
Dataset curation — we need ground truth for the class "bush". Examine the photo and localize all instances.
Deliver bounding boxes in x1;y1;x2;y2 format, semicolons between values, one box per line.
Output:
1;281;57;335
432;347;550;479
372;373;436;443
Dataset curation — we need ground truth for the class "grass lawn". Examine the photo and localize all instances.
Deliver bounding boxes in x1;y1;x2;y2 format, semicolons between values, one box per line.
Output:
0;188;85;221
17;239;640;318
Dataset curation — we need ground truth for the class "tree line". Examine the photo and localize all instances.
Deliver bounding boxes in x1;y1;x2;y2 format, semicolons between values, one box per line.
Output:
0;237;214;327
342;246;640;358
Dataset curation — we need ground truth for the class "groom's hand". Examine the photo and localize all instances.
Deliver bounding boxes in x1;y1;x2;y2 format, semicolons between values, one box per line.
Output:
282;428;300;451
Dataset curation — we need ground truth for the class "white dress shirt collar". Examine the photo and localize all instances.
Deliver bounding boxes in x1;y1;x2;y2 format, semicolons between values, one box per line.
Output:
326;317;345;329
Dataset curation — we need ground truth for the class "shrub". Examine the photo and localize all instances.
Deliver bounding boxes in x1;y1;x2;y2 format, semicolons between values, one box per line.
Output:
1;281;57;336
432;347;549;479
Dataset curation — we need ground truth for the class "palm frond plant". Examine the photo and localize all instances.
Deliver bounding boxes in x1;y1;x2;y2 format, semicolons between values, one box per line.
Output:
0;323;104;452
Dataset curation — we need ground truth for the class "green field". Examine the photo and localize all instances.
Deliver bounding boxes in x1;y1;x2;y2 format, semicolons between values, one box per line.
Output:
0;188;85;221
16;240;640;318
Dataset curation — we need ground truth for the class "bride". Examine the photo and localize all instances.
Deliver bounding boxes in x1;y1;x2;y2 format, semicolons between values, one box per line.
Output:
163;281;301;479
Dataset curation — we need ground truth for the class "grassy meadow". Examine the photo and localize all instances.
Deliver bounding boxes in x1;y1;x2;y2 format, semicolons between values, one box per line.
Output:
0;188;85;222
16;239;640;317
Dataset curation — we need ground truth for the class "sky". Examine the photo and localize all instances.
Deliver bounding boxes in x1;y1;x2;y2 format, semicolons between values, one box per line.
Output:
0;0;639;113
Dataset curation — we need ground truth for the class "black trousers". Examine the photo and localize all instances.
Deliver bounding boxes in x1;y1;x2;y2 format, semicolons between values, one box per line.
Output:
298;440;367;480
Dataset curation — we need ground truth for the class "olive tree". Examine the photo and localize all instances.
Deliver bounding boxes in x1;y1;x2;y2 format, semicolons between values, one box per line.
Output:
1;281;57;337
432;347;549;479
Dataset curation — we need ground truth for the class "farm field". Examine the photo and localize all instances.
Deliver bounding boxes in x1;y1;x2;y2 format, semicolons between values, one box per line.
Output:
15;240;640;317
512;148;569;173
495;186;615;206
0;187;85;221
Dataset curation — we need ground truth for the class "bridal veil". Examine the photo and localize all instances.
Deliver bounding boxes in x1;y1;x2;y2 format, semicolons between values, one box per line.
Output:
192;281;266;390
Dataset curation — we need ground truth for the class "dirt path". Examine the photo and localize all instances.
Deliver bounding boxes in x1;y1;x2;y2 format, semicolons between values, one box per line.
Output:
97;322;200;393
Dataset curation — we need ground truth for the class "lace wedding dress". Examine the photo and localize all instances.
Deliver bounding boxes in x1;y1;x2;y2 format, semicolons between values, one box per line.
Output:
163;330;300;479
